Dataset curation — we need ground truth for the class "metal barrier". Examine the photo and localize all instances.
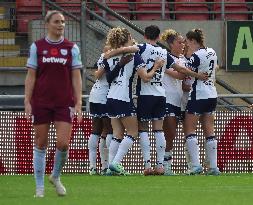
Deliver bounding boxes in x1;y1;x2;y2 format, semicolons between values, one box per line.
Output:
94;1;253;21
1;94;252;111
0;110;253;175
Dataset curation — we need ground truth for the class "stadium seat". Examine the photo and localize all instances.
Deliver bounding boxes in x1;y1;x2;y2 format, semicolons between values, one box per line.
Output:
16;14;40;34
16;0;42;12
214;0;249;20
104;0;131;20
174;0;209;20
136;0;169;20
55;0;82;15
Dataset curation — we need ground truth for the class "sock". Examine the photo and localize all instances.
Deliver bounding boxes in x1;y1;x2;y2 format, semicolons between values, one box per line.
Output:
154;130;166;167
109;137;121;164
185;134;200;167
33;147;46;189
88;134;99;169
99;137;108;170
184;142;192;170
113;135;135;164
52;148;68;178
139;131;151;169
106;134;113;149
164;151;172;171
206;136;218;169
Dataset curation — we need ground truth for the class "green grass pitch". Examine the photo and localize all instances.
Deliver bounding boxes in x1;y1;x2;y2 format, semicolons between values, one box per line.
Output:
1;174;253;205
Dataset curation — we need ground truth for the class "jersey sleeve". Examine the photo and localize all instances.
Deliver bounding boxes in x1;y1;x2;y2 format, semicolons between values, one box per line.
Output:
165;53;175;69
97;54;105;70
187;53;200;71
26;43;38;69
102;58;110;72
71;44;83;69
133;53;146;71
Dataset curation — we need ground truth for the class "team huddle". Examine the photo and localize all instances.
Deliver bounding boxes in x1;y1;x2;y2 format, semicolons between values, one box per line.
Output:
88;25;220;176
25;10;220;198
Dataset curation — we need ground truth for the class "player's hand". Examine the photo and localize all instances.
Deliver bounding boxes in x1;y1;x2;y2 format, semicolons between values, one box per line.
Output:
197;72;208;81
182;82;191;92
74;102;82;123
104;51;112;59
24;101;32;121
118;54;133;67
154;58;165;70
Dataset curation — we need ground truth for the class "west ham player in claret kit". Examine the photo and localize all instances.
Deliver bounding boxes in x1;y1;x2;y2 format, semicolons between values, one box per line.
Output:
25;10;83;197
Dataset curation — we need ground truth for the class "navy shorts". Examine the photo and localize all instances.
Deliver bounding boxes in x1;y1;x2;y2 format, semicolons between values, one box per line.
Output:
90;102;108;118
186;98;217;115
106;98;136;118
137;95;166;121
164;103;181;118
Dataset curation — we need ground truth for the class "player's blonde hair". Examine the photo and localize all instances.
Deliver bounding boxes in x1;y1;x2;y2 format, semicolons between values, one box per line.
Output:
45;10;64;23
160;29;180;49
106;27;131;49
186;28;205;47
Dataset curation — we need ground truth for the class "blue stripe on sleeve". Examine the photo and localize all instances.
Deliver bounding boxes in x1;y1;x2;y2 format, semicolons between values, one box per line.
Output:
26;43;38;69
71;44;83;69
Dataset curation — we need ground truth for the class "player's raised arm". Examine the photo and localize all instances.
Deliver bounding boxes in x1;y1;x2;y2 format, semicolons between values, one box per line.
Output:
104;45;139;59
137;58;164;82
165;69;185;80
171;63;208;80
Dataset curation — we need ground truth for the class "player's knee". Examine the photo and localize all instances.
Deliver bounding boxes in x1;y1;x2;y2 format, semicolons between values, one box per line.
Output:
35;143;47;150
56;142;69;151
34;136;48;149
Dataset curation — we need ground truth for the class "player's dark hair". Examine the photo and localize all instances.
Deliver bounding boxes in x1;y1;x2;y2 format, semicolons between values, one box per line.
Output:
144;25;160;41
45;10;64;23
186;28;205;47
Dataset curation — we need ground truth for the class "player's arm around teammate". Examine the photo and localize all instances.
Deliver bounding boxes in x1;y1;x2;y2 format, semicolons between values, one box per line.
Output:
25;10;83;197
103;27;164;175
159;29;186;175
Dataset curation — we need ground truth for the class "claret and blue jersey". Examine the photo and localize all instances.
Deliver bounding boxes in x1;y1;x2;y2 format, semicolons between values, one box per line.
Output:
26;37;82;107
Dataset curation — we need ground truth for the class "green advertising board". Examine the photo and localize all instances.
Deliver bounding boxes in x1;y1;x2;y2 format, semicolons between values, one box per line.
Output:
227;21;253;71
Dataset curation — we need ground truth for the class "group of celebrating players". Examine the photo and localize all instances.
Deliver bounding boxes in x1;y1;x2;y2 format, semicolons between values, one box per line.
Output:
25;10;220;198
88;25;220;177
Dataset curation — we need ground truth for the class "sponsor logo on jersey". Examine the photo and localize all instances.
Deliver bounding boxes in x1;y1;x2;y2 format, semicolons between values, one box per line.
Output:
43;50;48;55
60;49;68;56
42;56;67;65
50;48;58;56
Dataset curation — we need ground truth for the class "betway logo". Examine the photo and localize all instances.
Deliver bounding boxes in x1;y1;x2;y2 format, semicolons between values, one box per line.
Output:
42;57;67;65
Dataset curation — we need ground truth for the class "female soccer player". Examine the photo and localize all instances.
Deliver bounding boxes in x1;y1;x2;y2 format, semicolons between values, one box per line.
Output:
160;29;186;175
88;45;132;175
184;28;220;175
88;45;113;176
25;10;82;197
103;27;164;175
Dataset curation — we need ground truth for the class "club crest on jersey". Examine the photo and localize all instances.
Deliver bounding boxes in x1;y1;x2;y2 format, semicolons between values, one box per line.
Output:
60;49;68;56
42;50;48;55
